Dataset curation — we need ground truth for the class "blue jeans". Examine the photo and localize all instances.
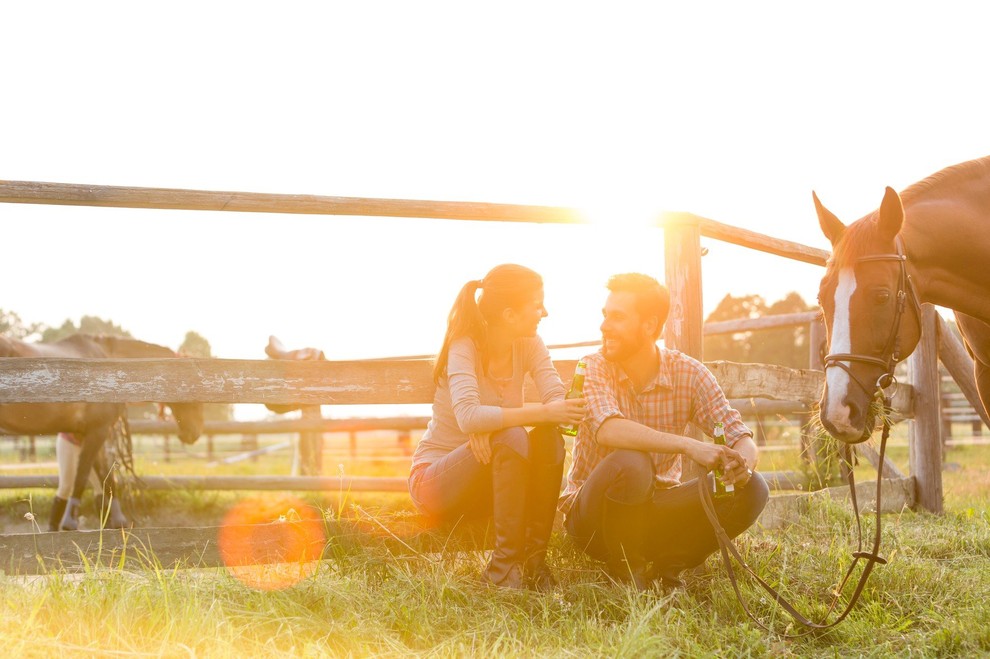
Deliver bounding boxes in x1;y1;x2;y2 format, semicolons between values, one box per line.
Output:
408;425;564;524
565;449;769;571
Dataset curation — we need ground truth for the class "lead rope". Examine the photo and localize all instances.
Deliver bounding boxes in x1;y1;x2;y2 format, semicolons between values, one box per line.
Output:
700;391;892;637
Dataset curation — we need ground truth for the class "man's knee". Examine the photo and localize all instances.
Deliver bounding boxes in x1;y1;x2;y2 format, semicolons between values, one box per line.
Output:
738;471;770;525
603;449;654;504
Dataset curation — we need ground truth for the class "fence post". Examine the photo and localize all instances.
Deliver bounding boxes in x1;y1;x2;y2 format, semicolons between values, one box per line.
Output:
663;216;704;359
664;215;705;482
909;305;944;513
294;406;324;476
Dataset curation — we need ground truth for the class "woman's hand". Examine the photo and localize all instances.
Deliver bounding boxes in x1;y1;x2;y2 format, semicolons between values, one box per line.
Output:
544;397;587;426
469;432;493;465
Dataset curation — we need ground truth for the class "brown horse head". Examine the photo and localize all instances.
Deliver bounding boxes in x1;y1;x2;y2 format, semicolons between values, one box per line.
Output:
91;336;206;445
163;401;205;445
814;187;922;443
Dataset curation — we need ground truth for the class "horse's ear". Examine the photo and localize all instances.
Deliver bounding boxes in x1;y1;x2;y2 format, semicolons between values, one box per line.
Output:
813;191;845;246
877;186;904;242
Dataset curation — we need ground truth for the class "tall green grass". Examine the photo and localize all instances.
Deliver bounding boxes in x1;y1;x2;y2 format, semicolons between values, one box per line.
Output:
1;435;989;656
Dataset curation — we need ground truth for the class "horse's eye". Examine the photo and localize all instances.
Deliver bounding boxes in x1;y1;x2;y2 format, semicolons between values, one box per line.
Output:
875;290;890;304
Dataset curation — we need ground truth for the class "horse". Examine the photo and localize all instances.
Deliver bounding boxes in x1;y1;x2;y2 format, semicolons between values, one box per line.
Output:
814;155;990;444
0;334;205;530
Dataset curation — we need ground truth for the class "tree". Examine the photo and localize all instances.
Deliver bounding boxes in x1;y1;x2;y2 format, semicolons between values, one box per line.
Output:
0;309;41;340
41;315;132;343
179;330;232;422
703;292;817;368
179;331;212;358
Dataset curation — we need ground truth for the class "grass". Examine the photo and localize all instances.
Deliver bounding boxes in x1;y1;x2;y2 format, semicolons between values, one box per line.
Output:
1;429;989;657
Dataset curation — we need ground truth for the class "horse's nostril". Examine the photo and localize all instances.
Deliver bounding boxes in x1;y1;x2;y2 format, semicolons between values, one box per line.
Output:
844;398;862;425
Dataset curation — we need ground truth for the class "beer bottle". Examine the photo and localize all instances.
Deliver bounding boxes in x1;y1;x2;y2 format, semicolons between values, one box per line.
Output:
559;361;587;437
713;421;733;498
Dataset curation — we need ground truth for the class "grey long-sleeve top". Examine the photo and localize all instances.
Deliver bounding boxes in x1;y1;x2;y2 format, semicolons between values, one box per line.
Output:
411;335;567;469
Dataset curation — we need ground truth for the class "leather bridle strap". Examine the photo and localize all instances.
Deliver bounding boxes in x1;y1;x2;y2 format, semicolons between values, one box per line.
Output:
822;236;920;399
699;397;892;637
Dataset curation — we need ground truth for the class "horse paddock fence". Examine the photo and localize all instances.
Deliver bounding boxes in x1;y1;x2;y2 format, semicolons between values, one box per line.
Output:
0;178;982;573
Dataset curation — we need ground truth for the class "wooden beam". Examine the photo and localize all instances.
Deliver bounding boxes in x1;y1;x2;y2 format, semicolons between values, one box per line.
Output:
0;357;440;405
663;212;830;266
0;180;585;225
0;475;911;574
908;305;944;513
759;477;915;529
855;442;905;479
936;314;990;429
128;416;432;436
0;475;410;491
704;311;821;335
0;519;495;576
0;357;913;413
663;218;704;359
2;471;806;493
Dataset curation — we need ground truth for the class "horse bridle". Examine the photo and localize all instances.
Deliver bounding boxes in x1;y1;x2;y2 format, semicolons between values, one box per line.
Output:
698;236;923;636
821;235;923;403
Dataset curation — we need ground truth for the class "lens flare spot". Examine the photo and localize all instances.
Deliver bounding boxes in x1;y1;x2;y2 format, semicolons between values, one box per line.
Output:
218;496;326;591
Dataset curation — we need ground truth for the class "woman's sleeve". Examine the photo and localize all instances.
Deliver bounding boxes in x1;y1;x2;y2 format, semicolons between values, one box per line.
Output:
529;337;567;403
447;338;504;434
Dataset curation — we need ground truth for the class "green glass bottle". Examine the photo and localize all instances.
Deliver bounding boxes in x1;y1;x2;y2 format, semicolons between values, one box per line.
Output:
713;421;733;498
560;361;587;437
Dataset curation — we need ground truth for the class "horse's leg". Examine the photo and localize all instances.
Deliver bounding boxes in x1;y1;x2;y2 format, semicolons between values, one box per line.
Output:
93;449;129;529
50;434;80;531
953;312;990;422
60;432;106;531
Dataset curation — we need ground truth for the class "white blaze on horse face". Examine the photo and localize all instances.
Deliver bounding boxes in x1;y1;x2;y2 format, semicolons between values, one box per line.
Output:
826;267;858;431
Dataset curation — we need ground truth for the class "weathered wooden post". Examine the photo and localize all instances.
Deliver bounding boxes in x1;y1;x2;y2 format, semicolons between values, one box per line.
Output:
663;214;705;481
909;305;943;513
662;214;704;360
294;406;324;476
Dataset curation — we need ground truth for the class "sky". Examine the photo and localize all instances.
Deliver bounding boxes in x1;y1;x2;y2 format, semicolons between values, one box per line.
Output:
4;2;989;398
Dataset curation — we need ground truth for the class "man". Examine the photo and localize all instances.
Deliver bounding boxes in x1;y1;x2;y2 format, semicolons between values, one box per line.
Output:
559;273;769;590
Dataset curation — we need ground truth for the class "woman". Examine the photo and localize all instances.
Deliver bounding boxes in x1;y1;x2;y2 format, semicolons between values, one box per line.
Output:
408;264;586;590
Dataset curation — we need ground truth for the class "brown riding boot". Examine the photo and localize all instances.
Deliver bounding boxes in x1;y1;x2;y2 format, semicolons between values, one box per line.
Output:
483;443;528;590
602;496;652;591
523;459;565;592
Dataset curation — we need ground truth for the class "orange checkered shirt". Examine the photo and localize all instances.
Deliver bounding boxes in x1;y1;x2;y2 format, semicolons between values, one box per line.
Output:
558;347;752;515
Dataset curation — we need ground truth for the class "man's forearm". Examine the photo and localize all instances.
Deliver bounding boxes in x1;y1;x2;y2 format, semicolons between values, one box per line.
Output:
596;417;693;454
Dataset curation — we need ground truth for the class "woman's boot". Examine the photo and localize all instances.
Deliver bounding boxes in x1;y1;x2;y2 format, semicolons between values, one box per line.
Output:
483;443;528;589
523;458;565;591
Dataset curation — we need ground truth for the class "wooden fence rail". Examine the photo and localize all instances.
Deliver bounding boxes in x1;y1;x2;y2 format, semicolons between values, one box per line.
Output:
0;357;914;412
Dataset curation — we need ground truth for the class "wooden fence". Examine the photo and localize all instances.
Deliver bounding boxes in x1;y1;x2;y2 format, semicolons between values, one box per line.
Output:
3;180;985;515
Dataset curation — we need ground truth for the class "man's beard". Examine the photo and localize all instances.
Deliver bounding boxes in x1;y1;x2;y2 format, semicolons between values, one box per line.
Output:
601;332;647;362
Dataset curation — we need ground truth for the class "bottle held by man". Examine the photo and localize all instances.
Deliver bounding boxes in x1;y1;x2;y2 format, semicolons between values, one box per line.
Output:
713;421;734;498
559;361;587;437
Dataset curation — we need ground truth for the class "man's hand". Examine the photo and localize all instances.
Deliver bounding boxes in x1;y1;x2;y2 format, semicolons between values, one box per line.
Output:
685;440;747;479
721;457;753;487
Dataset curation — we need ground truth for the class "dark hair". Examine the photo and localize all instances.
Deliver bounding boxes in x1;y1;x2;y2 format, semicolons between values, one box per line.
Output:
606;273;670;339
433;264;544;383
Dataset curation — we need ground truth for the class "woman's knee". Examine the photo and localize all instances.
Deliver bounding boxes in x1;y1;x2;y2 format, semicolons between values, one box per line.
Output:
529;424;565;464
491;426;531;459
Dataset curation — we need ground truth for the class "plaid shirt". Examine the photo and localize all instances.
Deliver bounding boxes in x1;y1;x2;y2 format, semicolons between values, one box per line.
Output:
558;347;752;515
